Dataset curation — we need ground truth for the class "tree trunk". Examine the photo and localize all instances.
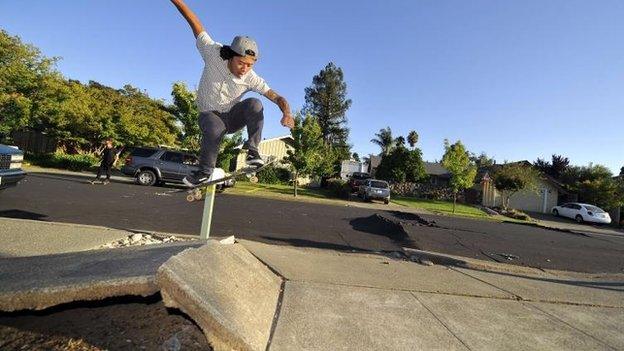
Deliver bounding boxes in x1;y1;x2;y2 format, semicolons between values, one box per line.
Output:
453;192;457;213
293;171;298;197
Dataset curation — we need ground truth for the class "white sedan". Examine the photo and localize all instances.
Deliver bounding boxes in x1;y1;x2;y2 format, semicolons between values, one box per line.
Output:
552;203;612;224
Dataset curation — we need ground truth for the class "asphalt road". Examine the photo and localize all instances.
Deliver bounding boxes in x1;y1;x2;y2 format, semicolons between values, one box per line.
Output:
2;172;624;273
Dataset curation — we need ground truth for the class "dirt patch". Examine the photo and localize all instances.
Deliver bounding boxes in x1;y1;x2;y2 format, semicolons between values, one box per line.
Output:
0;295;211;351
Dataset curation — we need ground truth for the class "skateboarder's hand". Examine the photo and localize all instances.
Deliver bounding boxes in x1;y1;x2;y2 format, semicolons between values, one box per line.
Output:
281;113;295;129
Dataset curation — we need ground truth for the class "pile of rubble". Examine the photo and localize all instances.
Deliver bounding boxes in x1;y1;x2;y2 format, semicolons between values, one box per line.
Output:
100;233;193;249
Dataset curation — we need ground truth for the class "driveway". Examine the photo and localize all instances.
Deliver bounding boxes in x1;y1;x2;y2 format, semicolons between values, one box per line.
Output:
528;212;624;237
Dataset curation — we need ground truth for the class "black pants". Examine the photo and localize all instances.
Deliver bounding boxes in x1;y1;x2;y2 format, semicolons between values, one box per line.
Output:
198;98;264;173
95;162;112;180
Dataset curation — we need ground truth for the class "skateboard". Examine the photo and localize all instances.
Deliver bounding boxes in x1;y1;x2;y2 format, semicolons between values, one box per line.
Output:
184;156;277;202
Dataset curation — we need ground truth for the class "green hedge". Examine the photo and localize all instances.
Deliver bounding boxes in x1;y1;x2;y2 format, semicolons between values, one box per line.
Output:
26;152;99;171
256;164;292;185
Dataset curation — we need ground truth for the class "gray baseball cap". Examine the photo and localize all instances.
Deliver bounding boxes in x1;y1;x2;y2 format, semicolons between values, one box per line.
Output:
230;36;259;59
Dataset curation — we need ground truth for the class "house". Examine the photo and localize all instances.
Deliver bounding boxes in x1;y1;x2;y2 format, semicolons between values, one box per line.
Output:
340;160;369;180
423;162;451;186
232;135;293;171
480;162;569;214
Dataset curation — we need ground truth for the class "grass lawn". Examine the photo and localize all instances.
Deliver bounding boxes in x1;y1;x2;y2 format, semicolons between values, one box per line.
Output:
391;196;490;219
225;181;344;204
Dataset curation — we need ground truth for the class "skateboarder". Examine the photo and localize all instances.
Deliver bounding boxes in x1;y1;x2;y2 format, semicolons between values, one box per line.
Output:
170;0;295;187
91;139;119;184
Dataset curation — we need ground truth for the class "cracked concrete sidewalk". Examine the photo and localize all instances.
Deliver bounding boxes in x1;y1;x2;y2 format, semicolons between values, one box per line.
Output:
240;240;624;351
154;239;624;351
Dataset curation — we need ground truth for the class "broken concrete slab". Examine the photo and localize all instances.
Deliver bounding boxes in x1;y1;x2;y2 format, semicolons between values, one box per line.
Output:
0;242;201;312
269;281;468;351
454;267;624;307
241;240;511;298
528;302;624;350
156;242;282;351
414;292;611;351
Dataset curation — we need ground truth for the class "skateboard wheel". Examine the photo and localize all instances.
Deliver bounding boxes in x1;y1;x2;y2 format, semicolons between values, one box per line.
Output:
186;194;195;202
250;176;259;183
194;191;203;200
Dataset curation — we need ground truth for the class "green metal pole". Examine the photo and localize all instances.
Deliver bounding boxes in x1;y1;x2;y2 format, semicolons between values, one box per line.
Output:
199;184;216;239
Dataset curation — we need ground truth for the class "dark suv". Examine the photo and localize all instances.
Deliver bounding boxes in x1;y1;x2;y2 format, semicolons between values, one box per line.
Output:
121;147;234;189
348;172;371;192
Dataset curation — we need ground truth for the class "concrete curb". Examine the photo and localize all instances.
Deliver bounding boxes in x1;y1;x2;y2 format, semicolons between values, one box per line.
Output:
156;241;283;351
0;276;155;312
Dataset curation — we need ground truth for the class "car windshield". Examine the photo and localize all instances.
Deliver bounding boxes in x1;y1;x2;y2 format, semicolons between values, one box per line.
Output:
583;205;604;213
370;181;388;189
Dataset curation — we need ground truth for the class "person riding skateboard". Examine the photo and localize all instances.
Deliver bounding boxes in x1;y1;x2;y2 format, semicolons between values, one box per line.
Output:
91;138;119;184
170;0;295;187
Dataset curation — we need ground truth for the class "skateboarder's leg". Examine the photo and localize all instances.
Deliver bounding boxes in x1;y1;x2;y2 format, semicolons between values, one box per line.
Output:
184;111;227;187
222;98;264;165
198;111;227;173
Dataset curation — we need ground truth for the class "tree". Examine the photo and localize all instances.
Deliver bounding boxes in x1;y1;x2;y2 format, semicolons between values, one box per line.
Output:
370;127;395;156
534;154;570;180
561;164;623;210
395;136;406;148
620;166;624;177
303;62;352;147
492;163;540;210
286;114;326;197
375;147;426;183
407;130;419;149
169;82;200;151
441;140;477;213
469;152;496;168
352;152;360;162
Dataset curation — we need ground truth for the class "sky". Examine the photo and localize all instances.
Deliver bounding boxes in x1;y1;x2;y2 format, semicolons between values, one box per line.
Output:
1;0;622;173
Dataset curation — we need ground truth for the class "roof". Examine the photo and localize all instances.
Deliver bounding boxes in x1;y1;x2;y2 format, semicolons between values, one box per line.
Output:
234;135;293;150
423;162;450;177
479;161;569;194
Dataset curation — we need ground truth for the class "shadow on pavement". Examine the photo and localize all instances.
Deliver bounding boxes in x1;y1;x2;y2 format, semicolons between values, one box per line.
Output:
0;210;48;221
259;236;373;253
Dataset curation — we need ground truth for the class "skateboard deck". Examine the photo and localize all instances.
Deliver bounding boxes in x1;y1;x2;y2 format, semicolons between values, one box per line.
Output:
184;156;277;202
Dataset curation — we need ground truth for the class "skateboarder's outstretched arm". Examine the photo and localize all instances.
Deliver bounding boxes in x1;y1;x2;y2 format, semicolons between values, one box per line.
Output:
170;0;205;38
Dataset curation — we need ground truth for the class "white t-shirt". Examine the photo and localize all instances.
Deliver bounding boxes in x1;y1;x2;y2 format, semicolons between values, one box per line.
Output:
195;31;270;113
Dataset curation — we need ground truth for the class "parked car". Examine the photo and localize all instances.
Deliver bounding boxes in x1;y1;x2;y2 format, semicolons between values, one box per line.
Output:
358;179;391;204
0;144;27;191
348;172;371;192
551;203;611;224
121;147;234;190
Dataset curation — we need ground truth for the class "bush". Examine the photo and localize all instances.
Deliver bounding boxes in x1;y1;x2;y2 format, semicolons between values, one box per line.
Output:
256;164;291;185
26;152;99;171
492;207;532;221
326;178;350;199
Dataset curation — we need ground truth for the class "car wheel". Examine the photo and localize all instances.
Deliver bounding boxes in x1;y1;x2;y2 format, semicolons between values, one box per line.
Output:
136;170;157;186
575;215;584;224
384;199;389;205
553;209;559;216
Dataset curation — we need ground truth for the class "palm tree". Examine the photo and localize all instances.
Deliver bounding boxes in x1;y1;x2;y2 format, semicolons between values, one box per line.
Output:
395;136;406;148
407;130;419;149
370;127;395;156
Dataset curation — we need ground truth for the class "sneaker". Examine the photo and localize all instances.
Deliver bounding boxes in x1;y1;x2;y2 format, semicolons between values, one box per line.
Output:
245;149;265;167
183;170;212;187
102;180;110;185
90;180;100;184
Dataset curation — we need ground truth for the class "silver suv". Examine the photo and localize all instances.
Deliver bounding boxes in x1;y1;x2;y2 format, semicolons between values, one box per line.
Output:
121;147;234;189
358;179;391;204
0;144;27;191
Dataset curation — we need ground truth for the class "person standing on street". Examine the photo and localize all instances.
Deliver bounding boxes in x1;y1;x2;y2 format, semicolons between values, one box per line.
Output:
169;0;295;187
91;139;118;184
